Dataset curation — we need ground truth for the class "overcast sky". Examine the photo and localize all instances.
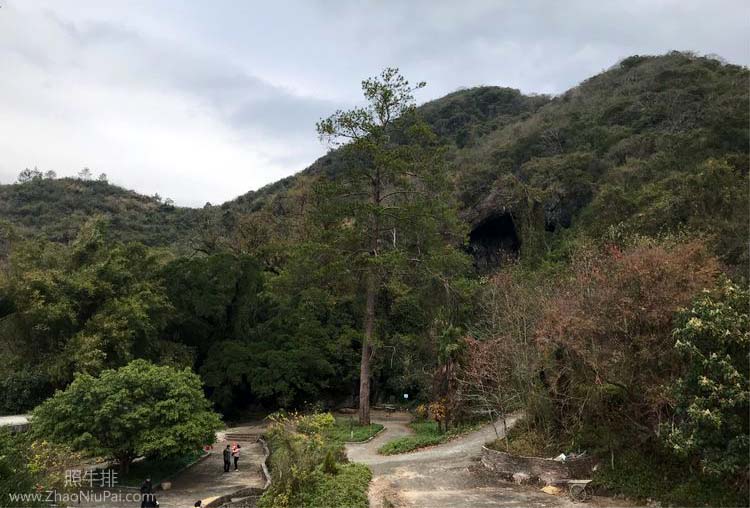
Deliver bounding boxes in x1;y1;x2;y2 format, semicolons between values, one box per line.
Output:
1;1;748;206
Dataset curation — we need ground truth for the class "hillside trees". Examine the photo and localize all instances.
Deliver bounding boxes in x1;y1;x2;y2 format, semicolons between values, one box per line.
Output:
199;285;360;411
0;217;176;392
162;253;266;363
312;68;470;423
535;239;719;437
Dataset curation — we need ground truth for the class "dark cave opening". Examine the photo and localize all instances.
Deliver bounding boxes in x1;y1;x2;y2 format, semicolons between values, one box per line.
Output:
468;213;520;271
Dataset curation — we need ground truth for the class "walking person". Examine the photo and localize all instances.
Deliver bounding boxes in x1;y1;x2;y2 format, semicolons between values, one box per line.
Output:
231;443;241;471
222;445;231;473
140;477;158;507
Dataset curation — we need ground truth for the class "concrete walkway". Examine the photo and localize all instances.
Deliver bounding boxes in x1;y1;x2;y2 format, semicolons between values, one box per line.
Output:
0;414;30;431
78;423;266;508
346;410;631;508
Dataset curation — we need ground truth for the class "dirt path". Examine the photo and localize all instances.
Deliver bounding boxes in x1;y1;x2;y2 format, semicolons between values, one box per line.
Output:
346;410;625;508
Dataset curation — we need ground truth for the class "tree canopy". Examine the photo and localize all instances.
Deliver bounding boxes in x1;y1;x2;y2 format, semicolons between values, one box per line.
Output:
32;360;222;473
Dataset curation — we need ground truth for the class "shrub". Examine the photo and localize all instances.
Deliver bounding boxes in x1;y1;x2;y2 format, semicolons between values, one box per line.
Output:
31;360;222;473
666;279;749;480
0;371;51;414
260;411;370;508
299;463;371;508
535;239;719;435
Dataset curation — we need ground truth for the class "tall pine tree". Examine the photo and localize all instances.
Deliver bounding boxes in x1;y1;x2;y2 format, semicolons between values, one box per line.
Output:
314;68;469;424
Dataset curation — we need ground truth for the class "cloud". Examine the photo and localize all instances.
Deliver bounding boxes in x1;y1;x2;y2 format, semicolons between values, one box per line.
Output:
0;0;747;206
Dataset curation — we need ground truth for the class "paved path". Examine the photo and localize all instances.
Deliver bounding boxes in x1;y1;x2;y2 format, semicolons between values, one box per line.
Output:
78;423;266;508
346;410;630;508
0;414;30;430
158;423;265;507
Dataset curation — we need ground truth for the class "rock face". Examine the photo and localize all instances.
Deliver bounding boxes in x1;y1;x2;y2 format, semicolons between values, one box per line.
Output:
511;472;532;485
468;213;520;270
480;446;596;485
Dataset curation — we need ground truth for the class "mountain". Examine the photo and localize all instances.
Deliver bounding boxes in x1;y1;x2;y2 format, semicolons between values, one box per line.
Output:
0;177;201;251
1;51;747;270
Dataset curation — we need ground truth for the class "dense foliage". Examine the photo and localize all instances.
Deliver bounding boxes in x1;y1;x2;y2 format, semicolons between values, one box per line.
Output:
0;217;177;391
259;412;372;508
32;360;222;472
0;177;197;252
667;280;749;479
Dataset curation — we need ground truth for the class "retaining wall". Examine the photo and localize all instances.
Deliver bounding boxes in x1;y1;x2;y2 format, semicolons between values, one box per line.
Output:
480;446;596;484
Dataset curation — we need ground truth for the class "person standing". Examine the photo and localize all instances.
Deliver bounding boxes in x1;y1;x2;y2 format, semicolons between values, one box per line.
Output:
222;445;231;473
231;443;241;471
140;478;156;508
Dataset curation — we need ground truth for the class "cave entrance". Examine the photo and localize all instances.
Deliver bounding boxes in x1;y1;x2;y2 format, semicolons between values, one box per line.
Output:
468;213;520;271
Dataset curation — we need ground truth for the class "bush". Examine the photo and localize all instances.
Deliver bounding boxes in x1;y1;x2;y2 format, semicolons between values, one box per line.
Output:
260;411;372;508
0;371;51;414
0;430;84;507
593;447;747;507
0;430;44;507
299;463;371;508
666;279;749;480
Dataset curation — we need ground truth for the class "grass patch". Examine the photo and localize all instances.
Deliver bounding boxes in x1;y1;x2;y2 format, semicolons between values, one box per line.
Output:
325;417;383;444
378;420;481;455
117;450;205;486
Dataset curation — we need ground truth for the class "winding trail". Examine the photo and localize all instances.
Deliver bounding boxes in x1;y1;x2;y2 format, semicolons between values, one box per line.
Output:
346;410;613;508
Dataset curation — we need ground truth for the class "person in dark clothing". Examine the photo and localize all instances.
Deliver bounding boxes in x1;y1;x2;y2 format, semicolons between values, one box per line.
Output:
222;445;231;472
140;478;158;507
141;493;158;508
140;478;153;494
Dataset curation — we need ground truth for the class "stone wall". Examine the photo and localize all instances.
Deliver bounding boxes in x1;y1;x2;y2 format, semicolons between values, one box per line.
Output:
480;446;596;485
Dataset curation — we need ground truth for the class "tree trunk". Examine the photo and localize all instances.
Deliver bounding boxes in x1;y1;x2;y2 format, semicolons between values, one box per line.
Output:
118;455;131;475
359;164;381;427
359;270;376;425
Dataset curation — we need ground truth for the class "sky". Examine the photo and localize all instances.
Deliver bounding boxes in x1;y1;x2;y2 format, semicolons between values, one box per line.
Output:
0;1;748;207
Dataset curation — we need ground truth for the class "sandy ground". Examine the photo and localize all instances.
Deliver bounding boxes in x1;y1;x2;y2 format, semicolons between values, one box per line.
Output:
346;410;637;508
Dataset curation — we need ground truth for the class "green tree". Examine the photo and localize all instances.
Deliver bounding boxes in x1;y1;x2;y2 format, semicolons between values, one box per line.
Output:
162;253;265;363
32;360;222;473
667;279;749;478
315;68;469;423
0;217;174;387
200;286;358;411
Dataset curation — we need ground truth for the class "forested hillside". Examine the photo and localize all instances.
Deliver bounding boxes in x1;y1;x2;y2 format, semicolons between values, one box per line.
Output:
1;52;748;507
0;176;200;253
222;51;748;274
1;52;747;274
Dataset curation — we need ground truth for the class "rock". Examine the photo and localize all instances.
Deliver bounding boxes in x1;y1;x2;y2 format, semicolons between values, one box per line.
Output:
541;485;562;496
511;472;532;484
